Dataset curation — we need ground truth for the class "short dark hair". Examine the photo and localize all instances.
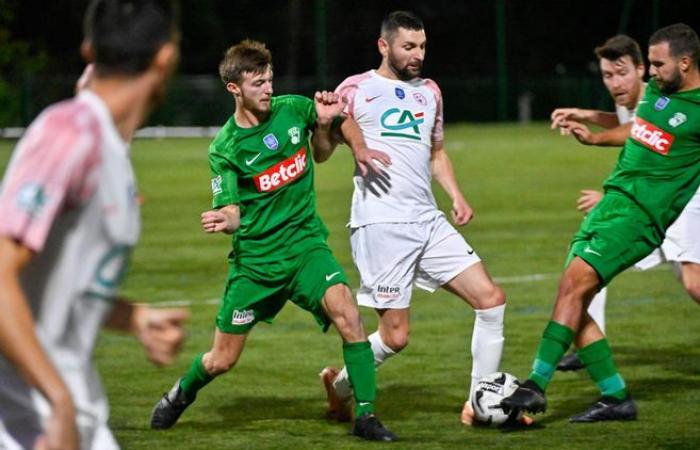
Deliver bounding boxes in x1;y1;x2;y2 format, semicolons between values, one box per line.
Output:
649;23;700;67
219;39;273;85
594;35;644;67
380;10;424;41
83;0;178;76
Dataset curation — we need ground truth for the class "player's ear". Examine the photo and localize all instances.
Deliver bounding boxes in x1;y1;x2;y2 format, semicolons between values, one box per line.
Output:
81;40;95;63
636;64;645;79
226;82;241;97
377;37;389;57
678;55;691;73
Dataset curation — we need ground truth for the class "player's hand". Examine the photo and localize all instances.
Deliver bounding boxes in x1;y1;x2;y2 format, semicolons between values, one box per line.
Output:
550;108;588;130
201;210;232;233
559;120;597;145
34;399;78;450
452;196;473;226
353;145;391;177
314;91;346;127
134;306;189;366
577;189;603;213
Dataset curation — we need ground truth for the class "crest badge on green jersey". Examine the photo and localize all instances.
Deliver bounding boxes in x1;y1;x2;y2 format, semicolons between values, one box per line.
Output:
288;126;301;145
655;97;670;111
263;133;279;150
669;112;687;128
211;175;222;195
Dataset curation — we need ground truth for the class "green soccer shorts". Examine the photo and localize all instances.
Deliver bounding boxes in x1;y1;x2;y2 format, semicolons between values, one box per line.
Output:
215;246;349;334
566;191;663;286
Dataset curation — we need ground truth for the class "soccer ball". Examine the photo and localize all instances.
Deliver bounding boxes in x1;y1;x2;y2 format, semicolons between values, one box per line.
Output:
471;372;523;426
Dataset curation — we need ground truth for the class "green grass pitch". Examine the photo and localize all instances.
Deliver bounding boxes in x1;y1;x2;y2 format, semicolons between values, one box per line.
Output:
1;123;699;449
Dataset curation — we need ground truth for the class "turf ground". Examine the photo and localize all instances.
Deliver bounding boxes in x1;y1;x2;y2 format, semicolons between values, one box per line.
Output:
1;123;699;449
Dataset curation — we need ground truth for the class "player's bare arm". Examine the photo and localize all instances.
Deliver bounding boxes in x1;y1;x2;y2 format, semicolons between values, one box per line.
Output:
430;142;473;226
311;91;346;163
337;117;391;177
560;121;632;146
201;204;240;234
104;300;189;366
0;237;79;450
551;108;620;130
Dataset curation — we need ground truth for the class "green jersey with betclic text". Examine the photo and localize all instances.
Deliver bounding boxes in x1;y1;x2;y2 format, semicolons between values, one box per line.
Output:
208;95;329;263
603;79;700;234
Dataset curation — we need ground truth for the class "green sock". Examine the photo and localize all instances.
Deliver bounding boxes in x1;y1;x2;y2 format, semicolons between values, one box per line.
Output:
343;341;376;417
179;353;214;399
528;321;575;391
577;339;627;400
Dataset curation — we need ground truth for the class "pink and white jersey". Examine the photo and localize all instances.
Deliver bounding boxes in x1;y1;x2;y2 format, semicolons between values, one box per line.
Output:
0;90;138;449
337;70;445;226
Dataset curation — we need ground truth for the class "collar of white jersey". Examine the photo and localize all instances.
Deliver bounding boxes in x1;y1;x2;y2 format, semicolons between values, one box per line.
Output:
77;89;130;152
370;69;424;87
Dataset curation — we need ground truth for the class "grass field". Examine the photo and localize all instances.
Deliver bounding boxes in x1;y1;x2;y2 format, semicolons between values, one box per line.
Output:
1;123;699;449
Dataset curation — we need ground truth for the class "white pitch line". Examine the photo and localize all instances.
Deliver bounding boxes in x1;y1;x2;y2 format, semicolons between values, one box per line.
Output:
150;272;559;307
493;272;559;284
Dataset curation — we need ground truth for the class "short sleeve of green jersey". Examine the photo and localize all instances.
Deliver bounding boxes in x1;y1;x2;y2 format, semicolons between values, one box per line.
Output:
209;146;239;209
286;95;343;132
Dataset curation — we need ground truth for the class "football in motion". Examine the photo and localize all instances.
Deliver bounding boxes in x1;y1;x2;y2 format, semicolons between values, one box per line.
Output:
471;372;523;426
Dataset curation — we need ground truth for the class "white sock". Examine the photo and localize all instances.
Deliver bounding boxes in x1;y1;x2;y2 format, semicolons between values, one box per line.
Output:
469;304;505;402
587;287;607;334
333;332;397;400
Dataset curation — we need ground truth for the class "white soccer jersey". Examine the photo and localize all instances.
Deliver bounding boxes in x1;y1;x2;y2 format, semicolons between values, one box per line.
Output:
336;70;445;227
615;104;636;124
0;90;138;449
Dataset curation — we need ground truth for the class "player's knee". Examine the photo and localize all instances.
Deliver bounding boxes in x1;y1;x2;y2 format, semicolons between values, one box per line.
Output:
383;329;409;352
205;352;238;375
683;278;700;304
558;265;599;302
476;284;506;310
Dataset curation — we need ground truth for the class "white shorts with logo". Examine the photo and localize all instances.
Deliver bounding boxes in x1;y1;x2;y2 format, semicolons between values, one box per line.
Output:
350;214;481;309
635;189;700;270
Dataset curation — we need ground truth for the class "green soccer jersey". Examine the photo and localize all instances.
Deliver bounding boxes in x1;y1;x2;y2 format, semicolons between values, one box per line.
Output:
603;79;700;233
208;95;328;262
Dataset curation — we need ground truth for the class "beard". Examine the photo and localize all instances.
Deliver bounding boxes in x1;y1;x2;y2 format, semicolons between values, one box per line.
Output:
387;53;422;81
656;67;682;94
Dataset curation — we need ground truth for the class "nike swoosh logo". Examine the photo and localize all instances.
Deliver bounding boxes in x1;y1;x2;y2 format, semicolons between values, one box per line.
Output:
325;271;340;281
358;402;371;407
583;246;602;257
467;248;475;255
245;153;262;165
637;100;648;104
365;95;381;103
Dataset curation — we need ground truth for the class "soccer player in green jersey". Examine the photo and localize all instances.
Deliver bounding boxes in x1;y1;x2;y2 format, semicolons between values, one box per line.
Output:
502;23;700;422
150;40;396;441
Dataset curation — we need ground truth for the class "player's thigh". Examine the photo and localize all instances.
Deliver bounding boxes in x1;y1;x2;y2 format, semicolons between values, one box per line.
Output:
567;193;660;286
442;262;503;309
289;246;351;332
350;223;423;309
414;215;481;293
216;267;287;334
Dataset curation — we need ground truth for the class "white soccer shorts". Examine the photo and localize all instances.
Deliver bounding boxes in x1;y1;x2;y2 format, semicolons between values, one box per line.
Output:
635;189;700;270
350;214;481;309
